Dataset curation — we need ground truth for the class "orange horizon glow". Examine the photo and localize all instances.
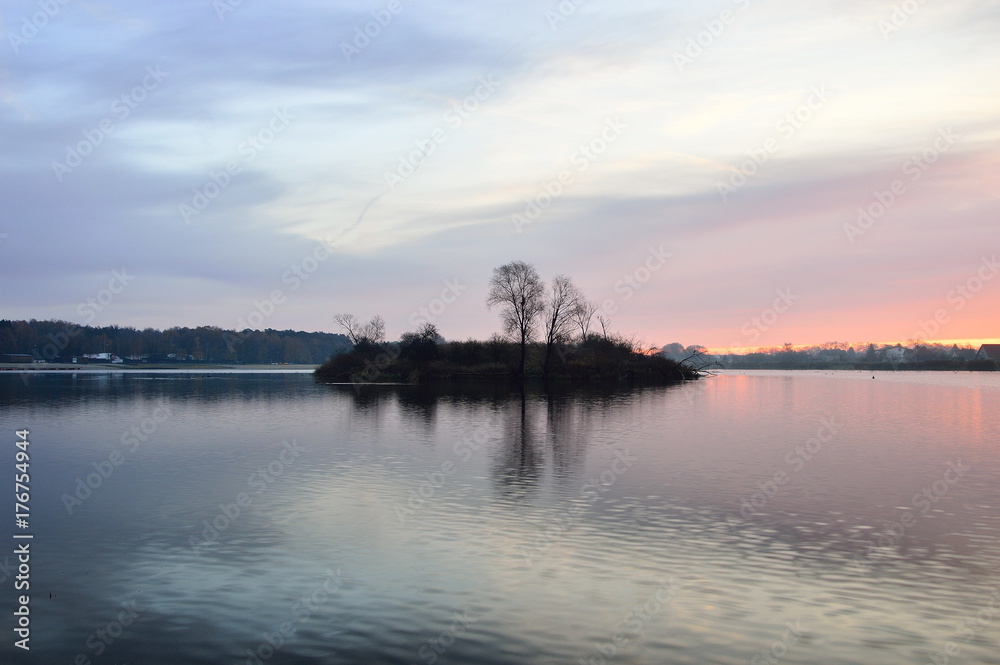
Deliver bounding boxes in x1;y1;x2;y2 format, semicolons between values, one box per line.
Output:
701;338;1000;356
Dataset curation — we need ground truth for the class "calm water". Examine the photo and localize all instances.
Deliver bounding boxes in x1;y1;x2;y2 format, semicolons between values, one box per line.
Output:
2;369;999;665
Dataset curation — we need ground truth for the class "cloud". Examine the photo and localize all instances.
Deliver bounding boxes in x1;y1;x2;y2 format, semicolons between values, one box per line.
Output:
1;0;998;347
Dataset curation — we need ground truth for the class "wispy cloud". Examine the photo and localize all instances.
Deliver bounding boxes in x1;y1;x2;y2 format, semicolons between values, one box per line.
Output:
1;0;998;347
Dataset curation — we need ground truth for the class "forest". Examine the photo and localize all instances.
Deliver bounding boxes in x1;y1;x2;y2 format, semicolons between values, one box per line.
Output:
0;319;351;365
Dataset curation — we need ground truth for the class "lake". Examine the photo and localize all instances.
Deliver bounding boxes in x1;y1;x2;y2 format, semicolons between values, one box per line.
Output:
2;369;999;664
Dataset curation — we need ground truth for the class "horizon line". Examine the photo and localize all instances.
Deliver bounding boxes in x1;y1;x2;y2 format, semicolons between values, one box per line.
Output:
701;338;1000;355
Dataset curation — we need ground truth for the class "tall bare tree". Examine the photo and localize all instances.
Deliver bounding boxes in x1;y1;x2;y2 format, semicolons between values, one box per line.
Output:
596;314;612;339
542;275;582;378
333;313;385;346
572;298;598;340
486;261;545;379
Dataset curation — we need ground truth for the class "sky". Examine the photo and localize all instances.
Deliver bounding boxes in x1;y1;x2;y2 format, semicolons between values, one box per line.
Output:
1;0;999;353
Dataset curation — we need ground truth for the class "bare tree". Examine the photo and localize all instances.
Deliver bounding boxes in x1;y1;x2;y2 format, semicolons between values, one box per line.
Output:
542;275;582;378
596;314;612;339
366;315;386;344
333;313;386;346
332;314;360;344
572;298;598;340
486;261;545;379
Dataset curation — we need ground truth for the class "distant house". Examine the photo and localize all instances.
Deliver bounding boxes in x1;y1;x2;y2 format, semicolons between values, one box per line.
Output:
976;344;1000;360
82;353;124;364
884;345;906;362
2;353;34;364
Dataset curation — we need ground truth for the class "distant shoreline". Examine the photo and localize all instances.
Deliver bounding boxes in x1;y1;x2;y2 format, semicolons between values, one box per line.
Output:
3;363;992;375
0;363;318;371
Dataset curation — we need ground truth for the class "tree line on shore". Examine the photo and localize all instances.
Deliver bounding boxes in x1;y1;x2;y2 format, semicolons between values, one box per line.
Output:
0;319;351;365
315;260;699;384
669;342;997;371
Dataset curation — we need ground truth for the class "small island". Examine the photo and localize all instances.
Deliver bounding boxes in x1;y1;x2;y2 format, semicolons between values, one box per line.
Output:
315;260;700;384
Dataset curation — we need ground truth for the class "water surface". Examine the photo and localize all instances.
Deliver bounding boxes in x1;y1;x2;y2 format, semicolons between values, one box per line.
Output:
2;369;999;664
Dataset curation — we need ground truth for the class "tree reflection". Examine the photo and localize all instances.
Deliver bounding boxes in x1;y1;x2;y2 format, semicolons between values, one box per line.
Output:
492;388;542;500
